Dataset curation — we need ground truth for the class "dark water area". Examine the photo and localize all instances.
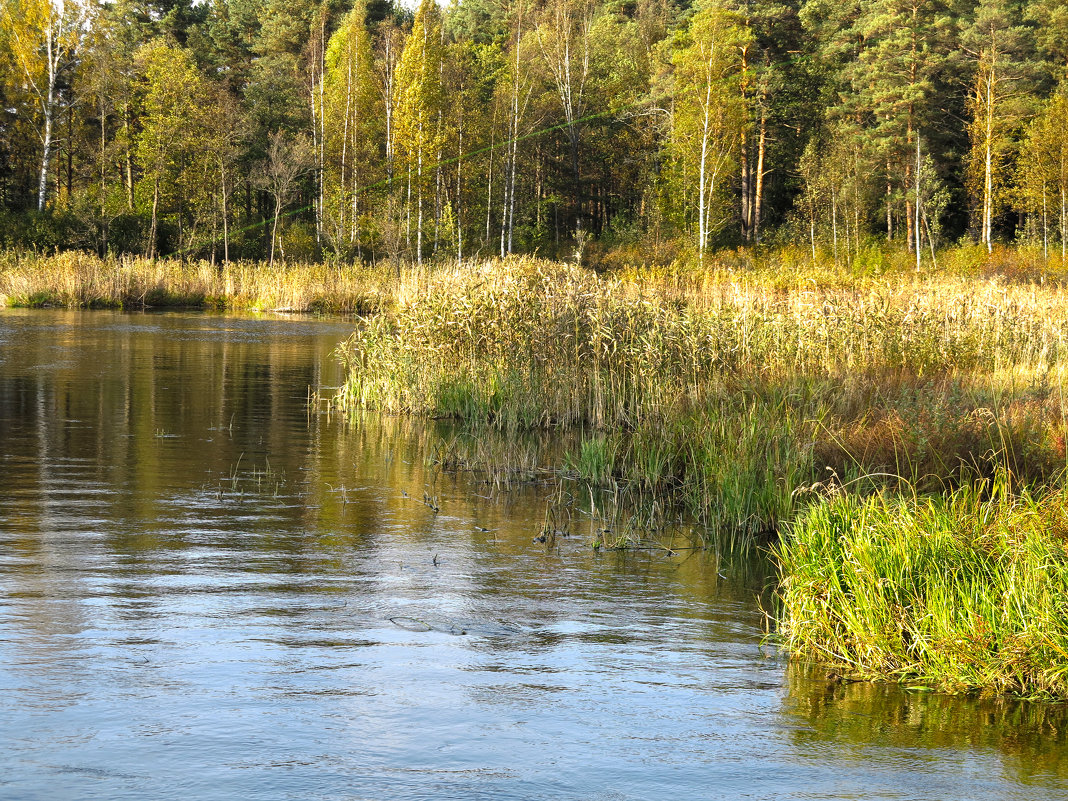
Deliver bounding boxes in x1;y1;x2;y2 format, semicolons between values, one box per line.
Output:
1;308;1067;800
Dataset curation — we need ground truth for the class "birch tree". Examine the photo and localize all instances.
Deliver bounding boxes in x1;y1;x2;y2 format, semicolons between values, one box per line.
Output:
797;126;875;265
963;0;1035;253
319;0;379;256
499;1;534;255
534;0;596;237
2;0;91;211
668;1;748;261
134;39;210;259
394;0;445;264
1019;82;1068;261
253;131;314;268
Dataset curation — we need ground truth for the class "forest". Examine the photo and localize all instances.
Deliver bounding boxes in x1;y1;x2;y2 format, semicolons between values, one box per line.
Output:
1;0;1066;265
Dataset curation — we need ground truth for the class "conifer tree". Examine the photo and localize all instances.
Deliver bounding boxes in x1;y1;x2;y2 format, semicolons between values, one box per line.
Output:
730;0;799;244
836;0;957;252
1026;0;1068;80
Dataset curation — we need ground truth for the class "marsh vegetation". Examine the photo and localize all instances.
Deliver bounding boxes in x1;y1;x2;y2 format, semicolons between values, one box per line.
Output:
0;250;388;313
329;249;1068;696
8;242;1068;695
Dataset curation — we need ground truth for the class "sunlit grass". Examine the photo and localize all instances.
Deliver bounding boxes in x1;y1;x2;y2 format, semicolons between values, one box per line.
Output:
334;253;1068;533
0;251;391;313
775;479;1068;698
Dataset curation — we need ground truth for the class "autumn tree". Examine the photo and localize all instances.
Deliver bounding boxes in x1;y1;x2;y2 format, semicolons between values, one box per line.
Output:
1018;81;1068;260
393;0;445;263
493;0;537;255
666;1;748;260
2;0;92;211
76;0;155;253
963;0;1036;252
319;0;380;256
134;38;213;258
797;123;877;264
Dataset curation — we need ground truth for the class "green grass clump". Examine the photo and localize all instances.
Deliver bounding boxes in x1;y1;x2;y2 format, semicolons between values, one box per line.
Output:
776;481;1068;697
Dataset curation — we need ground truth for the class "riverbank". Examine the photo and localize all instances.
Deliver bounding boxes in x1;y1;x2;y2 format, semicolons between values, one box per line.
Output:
331;250;1068;696
0;251;389;314
11;245;1068;696
335;252;1068;528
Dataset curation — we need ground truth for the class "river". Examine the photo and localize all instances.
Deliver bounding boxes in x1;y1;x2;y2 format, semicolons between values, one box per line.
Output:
1;308;1066;800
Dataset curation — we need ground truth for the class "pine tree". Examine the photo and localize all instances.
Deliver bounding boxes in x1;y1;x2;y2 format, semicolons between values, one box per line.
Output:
835;0;957;252
1026;0;1068;81
730;0;800;244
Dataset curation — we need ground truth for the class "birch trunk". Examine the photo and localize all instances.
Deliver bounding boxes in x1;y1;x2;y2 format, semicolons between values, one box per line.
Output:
36;22;57;211
697;53;714;262
753;104;766;244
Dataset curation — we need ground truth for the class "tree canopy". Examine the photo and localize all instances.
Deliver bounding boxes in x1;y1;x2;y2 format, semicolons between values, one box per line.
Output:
1;0;1065;262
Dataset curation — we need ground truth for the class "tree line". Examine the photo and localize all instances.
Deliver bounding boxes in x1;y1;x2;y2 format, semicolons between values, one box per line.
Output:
1;0;1066;265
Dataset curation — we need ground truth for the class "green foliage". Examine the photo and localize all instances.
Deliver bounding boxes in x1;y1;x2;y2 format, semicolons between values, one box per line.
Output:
1017;80;1068;258
663;1;749;256
134;38;217;257
777;483;1068;697
964;0;1038;252
320;0;381;256
3;0;1068;260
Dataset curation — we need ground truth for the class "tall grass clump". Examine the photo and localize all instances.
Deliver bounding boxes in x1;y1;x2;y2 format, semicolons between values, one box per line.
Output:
338;257;742;428
336;255;1068;534
776;480;1068;697
335;257;834;533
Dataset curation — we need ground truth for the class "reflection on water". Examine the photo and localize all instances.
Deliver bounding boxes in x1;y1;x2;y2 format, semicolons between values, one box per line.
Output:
785;664;1068;791
0;308;1066;800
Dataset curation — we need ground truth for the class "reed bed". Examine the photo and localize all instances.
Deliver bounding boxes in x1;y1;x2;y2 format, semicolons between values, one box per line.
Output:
776;482;1068;698
335;255;1068;535
0;250;393;313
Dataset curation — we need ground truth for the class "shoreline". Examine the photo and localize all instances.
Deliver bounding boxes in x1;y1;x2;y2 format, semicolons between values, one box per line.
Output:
330;251;1068;698
0;251;394;315
10;246;1068;698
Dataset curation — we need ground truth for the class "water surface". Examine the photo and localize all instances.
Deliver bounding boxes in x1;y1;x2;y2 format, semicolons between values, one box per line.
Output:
1;308;1066;800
